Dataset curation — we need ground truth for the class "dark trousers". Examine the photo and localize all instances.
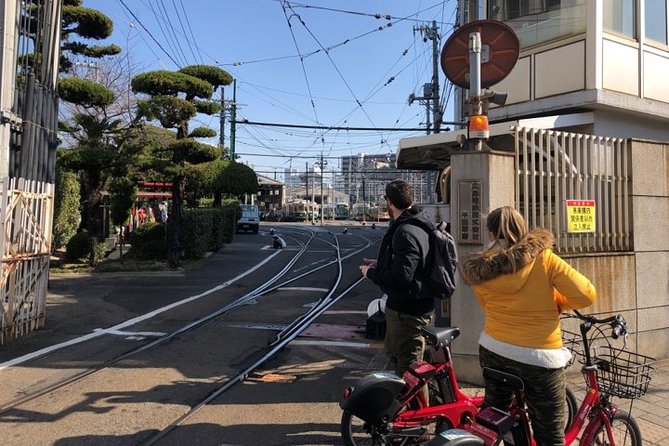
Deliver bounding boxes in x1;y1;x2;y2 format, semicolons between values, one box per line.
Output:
384;307;432;375
479;345;566;446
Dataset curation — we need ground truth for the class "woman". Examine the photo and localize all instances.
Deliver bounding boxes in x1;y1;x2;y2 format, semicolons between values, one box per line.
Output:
459;206;596;446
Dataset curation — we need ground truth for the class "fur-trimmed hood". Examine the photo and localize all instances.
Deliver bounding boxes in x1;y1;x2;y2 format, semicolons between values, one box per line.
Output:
458;229;554;287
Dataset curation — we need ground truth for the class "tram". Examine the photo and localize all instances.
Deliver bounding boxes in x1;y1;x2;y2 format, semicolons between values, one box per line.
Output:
351;203;370;221
369;201;390;221
334;203;349;220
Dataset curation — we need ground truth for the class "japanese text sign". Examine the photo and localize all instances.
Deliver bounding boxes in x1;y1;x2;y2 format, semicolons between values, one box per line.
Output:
566;199;596;233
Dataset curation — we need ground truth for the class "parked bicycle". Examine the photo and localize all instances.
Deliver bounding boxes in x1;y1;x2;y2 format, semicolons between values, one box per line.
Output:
339;325;578;445
427;310;655;446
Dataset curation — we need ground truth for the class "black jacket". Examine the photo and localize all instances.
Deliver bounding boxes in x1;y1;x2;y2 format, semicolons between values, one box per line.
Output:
367;207;435;316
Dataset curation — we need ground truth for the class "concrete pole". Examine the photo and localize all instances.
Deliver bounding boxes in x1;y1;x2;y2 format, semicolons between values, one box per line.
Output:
0;0;18;179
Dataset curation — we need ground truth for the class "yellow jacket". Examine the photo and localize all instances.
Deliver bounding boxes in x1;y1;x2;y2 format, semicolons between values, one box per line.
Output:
459;229;596;349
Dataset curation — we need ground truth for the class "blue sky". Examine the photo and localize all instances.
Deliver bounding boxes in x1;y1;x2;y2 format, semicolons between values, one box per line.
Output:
86;0;458;178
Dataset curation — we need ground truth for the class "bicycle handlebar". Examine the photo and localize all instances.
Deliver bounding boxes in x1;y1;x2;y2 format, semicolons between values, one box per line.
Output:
568;310;628;340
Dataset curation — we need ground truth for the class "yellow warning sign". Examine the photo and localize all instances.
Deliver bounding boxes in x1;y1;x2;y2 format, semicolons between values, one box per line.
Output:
566;200;596;233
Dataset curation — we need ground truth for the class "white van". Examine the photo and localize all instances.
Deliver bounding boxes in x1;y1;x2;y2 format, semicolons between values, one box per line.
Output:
238;204;260;234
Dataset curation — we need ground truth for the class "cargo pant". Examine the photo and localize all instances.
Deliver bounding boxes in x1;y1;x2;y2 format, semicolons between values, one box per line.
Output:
384;307;432;375
479;345;566;446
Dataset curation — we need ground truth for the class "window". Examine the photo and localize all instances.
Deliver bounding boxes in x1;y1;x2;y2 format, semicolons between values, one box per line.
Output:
489;0;587;48
604;0;636;37
645;0;668;44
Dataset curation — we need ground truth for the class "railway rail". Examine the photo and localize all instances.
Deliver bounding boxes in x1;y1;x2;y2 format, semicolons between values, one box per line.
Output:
0;225;384;445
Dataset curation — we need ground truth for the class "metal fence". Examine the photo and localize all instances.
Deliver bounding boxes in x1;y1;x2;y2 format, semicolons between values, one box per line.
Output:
513;127;631;253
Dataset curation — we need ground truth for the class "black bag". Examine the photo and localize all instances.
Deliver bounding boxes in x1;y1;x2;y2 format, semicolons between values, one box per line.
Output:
405;220;458;299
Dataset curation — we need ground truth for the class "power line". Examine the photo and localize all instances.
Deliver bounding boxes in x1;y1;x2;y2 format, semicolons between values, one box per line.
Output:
117;0;181;67
234;120;459;131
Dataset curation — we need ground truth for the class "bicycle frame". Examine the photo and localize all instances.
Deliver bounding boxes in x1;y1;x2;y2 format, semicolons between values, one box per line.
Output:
340;326;484;438
566;366;619;445
392;356;484;430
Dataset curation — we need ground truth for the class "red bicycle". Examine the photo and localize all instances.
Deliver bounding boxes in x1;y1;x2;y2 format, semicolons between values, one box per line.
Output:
340;326;483;445
339;326;579;445
427;310;655;446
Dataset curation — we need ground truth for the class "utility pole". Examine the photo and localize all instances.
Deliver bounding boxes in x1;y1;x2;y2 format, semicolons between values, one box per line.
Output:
229;79;237;161
316;152;327;226
409;21;442;203
219;86;225;156
305;161;309;201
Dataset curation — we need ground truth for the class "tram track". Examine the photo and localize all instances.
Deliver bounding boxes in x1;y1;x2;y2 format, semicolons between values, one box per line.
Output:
0;226;381;445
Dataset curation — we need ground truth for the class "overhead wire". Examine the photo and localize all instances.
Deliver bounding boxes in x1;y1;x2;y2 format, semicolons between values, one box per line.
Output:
172;0;203;64
279;0;321;125
153;0;190;65
117;0;182;67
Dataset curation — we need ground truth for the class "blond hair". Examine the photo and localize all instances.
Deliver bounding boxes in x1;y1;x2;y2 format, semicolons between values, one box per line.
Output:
486;206;528;248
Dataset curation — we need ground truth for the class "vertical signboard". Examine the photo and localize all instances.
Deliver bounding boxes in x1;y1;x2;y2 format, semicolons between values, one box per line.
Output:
566;199;596;233
457;180;482;244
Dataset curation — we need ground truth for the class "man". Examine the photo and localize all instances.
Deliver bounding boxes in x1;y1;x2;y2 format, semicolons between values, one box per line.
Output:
359;179;434;375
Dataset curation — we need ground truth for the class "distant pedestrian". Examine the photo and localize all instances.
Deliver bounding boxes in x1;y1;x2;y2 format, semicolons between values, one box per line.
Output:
359;179;434;375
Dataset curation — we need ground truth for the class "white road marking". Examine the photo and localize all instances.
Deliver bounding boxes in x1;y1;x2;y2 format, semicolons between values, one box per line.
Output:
290;340;372;348
0;251;282;371
277;287;330;293
93;328;166;337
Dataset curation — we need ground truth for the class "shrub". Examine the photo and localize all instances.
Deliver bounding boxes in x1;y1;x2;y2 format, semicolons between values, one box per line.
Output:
52;168;80;251
126;223;166;260
65;230;91;261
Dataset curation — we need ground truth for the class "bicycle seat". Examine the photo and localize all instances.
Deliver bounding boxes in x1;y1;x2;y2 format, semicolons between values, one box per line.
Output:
482;367;525;391
421;326;460;348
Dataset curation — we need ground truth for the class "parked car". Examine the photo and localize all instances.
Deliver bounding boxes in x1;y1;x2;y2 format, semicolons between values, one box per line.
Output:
237;204;260;234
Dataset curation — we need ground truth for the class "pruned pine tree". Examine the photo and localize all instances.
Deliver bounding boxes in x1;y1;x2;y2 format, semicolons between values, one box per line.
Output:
131;65;232;268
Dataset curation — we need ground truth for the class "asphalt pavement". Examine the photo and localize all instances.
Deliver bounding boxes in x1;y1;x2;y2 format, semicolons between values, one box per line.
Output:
2;224;667;446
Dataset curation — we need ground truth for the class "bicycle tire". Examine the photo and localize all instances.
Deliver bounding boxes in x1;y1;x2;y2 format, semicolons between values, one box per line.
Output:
341;410;411;446
588;410;642;446
565;386;578;432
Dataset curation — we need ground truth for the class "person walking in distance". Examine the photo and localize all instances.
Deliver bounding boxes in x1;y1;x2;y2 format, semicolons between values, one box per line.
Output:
458;206;597;446
359;179;434;375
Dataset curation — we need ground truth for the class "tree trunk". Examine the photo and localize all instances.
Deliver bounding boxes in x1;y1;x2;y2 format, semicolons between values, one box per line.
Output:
213;190;222;207
167;174;185;268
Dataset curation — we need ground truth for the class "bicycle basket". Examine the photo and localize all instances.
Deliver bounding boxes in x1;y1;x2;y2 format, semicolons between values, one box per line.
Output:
594;346;655;399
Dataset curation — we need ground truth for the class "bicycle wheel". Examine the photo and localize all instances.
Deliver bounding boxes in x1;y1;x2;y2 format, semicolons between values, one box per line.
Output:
341;410;411;446
565;386;578;432
590;410;642;446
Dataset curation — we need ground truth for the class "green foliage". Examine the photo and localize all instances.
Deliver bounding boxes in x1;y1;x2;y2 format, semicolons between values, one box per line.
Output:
184;163;213;208
167;138;218;164
219;162;258;196
220;203;239;243
64;0;83;6
188;127;217;138
182;208;232;258
131;70;213;99
192;99;220;115
108;178;137;227
52;166;81;251
65;230;91;261
136;96;196;129
58;77;115;107
127;223;167;260
62;5;113;40
178;65;233;89
61;41;121;58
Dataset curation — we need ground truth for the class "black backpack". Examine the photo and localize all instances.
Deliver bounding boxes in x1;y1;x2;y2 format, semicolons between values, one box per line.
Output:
403;220;458;299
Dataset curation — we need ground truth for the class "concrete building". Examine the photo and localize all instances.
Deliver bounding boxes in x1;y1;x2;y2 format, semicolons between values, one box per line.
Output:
397;0;669;382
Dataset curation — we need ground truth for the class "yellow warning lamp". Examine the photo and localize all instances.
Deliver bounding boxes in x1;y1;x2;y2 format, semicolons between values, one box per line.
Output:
468;114;489;139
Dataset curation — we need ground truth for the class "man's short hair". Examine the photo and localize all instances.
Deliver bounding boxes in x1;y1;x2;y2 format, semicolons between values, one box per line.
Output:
385;179;413;209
